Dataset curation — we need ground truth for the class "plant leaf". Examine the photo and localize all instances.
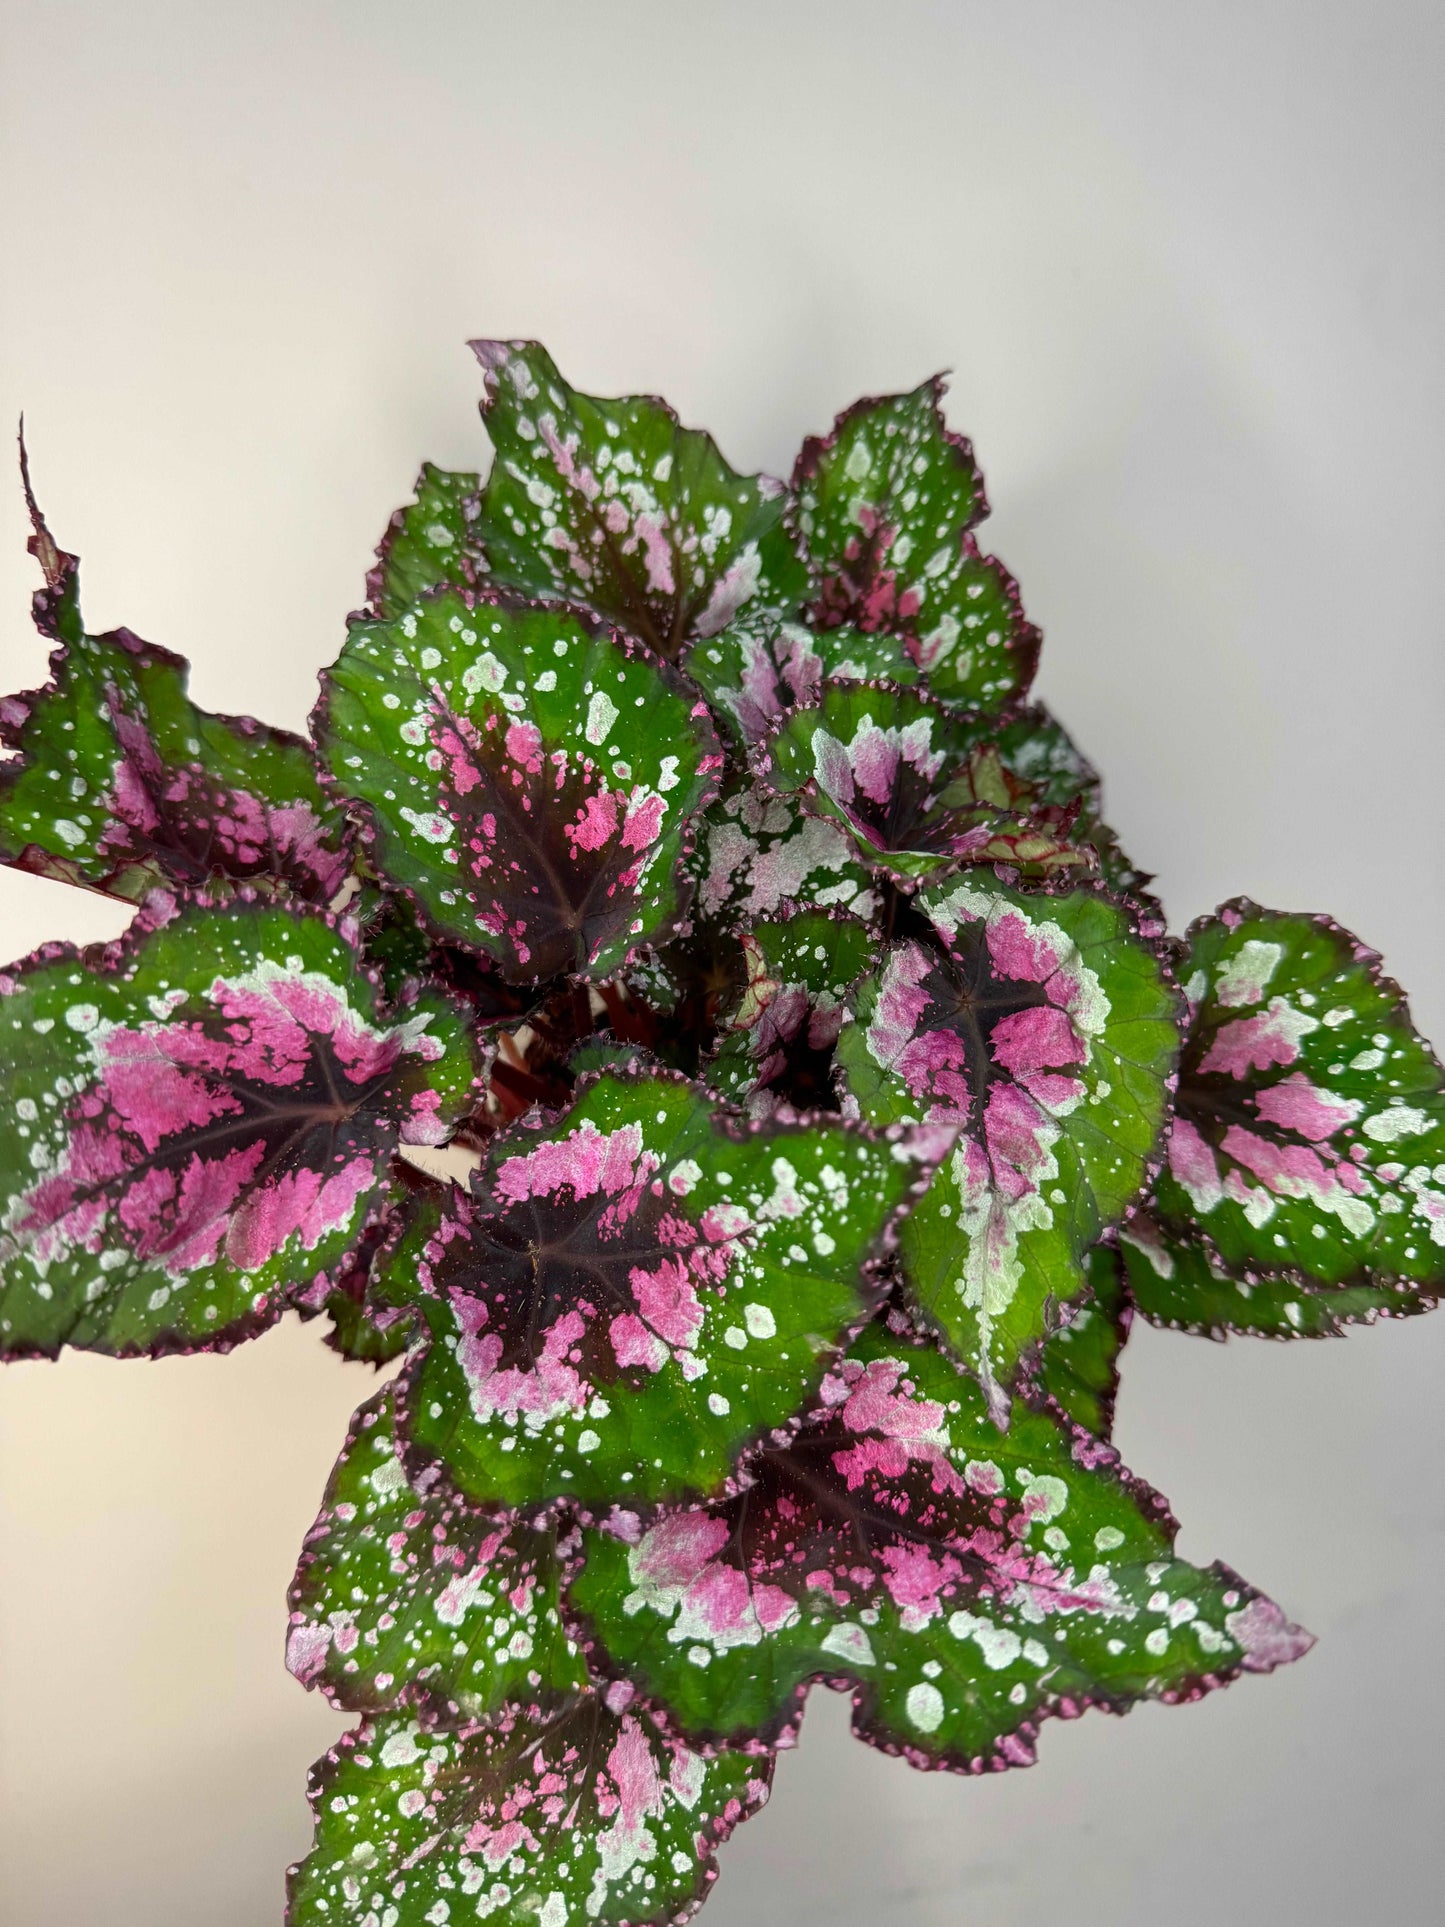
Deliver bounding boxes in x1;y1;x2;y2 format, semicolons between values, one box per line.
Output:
836;874;1180;1408
469;339;807;659
287;1387;587;1723
757;682;1102;883
683;618;918;751
286;1699;771;1927
1152;902;1445;1304
0;897;479;1356
1;485;350;906
1118;1212;1435;1338
568;1322;1309;1766
1033;1243;1131;1434
366;464;485;620
790;380;1038;710
690;777;880;928
707;910;875;1110
317;590;723;983
385;1068;912;1512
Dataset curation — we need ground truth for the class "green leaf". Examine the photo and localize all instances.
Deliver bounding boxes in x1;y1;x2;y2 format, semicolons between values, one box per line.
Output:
287;1699;770;1927
1119;1212;1435;1338
0;897;480;1356
384;1068;912;1512
790;379;1039;710
690;777;881;928
568;1322;1310;1767
1;488;351;906
683;618;918;751
1152;902;1445;1305
1033;1243;1131;1434
707;910;875;1110
288;1387;587;1723
757;682;1103;883
836;874;1181;1408
469;339;807;659
366;463;485;620
317;590;723;983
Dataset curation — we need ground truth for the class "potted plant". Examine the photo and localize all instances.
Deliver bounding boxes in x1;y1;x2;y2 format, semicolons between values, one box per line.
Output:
2;341;1438;1925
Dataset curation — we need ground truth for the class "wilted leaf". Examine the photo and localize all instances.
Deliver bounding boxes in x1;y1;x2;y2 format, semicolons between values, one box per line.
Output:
385;1069;911;1511
837;874;1180;1408
569;1323;1309;1766
317;591;723;982
470;339;807;659
0;898;479;1355
790;380;1038;710
1152;903;1445;1307
287;1387;587;1722
287;1699;771;1927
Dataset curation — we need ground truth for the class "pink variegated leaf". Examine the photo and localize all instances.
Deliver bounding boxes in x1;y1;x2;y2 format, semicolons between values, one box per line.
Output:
683;618;918;752
1149;902;1445;1311
790;379;1039;711
383;1068;912;1513
316;591;723;983
1;467;351;907
569;1322;1309;1768
287;1387;588;1724
836;873;1181;1409
469;339;808;660
286;1699;771;1927
756;681;1104;883
0;898;480;1356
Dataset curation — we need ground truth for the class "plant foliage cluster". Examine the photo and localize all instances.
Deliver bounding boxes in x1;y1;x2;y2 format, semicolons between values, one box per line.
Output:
2;343;1440;1925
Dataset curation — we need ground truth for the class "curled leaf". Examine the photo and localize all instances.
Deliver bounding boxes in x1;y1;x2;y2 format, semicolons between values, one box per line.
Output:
0;898;480;1356
569;1324;1309;1767
318;591;723;982
287;1699;771;1927
1;475;350;905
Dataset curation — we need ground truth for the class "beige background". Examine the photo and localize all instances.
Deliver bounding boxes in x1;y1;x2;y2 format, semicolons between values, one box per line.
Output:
2;3;1443;1922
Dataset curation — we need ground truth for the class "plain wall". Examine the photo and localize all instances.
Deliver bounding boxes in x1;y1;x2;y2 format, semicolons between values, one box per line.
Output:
1;4;1442;1922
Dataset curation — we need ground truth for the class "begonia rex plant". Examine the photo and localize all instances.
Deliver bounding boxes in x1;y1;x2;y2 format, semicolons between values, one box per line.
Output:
2;341;1441;1926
